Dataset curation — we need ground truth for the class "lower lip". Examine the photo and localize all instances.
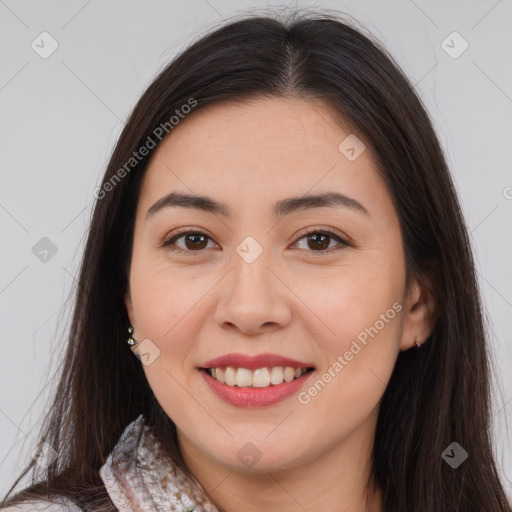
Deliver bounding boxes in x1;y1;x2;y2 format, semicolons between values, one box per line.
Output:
199;368;315;408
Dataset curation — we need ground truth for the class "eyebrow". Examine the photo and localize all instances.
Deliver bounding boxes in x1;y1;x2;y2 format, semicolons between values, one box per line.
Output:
146;191;369;219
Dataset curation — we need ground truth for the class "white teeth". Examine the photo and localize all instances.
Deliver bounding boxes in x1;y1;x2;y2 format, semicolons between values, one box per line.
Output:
235;368;253;387
253;368;271;388
208;366;310;388
283;367;295;382
270;366;284;385
215;368;225;384
224;367;236;386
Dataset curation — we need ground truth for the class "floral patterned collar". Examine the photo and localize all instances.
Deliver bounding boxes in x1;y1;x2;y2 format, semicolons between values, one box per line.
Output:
99;414;220;512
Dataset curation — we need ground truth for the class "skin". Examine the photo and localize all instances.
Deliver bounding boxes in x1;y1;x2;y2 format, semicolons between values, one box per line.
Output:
125;97;436;512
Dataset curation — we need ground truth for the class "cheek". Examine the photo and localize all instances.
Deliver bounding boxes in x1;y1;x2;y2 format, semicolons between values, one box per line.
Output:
129;239;214;340
129;266;212;422
291;262;403;423
289;254;403;345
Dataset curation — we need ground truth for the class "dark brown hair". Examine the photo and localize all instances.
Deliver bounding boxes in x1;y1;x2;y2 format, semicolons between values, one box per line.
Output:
2;9;510;512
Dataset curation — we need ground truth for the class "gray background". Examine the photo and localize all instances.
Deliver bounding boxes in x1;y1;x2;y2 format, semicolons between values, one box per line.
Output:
1;0;511;499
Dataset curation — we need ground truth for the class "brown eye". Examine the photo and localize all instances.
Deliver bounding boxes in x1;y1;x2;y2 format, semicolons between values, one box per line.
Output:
162;228;349;255
162;231;216;252
293;230;349;253
181;233;209;250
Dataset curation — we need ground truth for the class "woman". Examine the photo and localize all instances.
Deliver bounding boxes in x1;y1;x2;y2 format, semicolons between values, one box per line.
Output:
1;9;510;512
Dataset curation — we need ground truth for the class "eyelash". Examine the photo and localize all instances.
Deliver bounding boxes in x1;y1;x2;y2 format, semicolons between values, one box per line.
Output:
161;227;350;255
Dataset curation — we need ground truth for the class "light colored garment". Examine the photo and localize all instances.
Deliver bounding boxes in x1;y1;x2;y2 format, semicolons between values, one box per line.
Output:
2;414;220;511
100;413;219;511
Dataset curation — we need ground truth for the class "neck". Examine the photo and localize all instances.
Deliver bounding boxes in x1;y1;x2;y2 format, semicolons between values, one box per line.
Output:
177;407;382;512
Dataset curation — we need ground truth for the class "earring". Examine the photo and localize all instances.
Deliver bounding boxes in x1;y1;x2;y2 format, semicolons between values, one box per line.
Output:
414;336;422;349
127;325;138;346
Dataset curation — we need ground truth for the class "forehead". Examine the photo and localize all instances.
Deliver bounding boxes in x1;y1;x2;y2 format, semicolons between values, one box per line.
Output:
138;97;390;218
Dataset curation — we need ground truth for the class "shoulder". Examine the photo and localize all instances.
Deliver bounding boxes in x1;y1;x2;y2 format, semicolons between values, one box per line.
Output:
0;497;82;511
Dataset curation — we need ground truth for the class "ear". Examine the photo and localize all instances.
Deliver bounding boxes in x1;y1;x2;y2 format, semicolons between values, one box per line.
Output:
125;287;135;328
400;273;437;351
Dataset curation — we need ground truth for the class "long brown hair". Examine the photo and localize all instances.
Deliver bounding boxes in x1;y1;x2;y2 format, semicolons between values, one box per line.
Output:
2;9;510;512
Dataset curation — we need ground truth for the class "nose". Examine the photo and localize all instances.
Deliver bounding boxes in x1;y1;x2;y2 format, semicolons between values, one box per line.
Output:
213;248;292;336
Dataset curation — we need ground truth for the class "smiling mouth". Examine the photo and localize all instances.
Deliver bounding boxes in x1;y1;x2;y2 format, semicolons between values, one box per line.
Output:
200;366;315;388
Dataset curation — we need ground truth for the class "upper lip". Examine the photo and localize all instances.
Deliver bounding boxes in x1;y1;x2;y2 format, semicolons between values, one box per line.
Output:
200;352;315;370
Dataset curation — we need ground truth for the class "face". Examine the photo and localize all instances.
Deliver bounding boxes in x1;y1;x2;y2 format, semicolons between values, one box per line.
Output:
125;97;425;476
